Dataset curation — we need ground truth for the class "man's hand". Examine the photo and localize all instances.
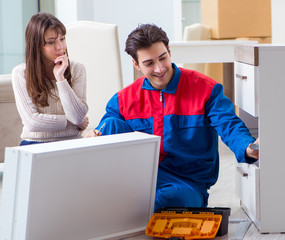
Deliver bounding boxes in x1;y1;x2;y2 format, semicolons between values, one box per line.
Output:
84;129;101;138
246;138;259;159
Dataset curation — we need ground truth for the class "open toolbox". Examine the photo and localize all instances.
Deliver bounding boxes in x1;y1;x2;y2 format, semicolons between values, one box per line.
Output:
145;207;231;239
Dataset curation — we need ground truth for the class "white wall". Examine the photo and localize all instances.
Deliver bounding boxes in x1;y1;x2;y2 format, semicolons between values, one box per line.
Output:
55;0;78;24
92;0;182;87
55;0;182;87
271;0;285;43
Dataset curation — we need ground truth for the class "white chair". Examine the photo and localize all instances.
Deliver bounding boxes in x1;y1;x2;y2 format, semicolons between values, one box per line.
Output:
0;74;22;163
182;23;211;74
183;23;223;85
66;21;124;130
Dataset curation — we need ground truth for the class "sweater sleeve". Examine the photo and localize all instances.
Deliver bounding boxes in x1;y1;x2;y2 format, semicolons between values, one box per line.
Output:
56;62;88;125
11;64;67;132
205;83;257;163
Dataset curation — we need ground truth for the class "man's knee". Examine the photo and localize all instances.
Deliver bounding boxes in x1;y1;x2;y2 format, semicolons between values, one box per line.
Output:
155;183;205;211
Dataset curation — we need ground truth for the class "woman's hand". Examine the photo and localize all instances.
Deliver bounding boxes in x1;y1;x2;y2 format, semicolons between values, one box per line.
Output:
77;116;89;131
246;138;259;159
53;52;68;82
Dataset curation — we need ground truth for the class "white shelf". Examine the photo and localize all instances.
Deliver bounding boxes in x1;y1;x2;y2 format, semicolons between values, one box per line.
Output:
169;40;257;64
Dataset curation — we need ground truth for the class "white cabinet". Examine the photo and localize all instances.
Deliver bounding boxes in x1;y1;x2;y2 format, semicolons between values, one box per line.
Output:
234;44;285;233
0;132;160;240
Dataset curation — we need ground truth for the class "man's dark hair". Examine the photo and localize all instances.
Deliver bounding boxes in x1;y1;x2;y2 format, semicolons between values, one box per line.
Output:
125;24;169;64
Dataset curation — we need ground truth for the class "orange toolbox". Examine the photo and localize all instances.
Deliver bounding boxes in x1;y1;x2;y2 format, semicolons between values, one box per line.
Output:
145;207;230;239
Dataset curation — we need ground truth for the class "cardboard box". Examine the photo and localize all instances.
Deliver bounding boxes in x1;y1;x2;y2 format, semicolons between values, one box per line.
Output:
201;0;271;39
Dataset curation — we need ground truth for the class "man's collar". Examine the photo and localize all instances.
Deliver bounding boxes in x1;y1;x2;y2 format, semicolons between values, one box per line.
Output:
142;63;181;93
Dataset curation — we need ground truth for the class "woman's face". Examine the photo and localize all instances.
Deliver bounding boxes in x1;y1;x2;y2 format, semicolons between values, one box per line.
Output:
41;28;67;63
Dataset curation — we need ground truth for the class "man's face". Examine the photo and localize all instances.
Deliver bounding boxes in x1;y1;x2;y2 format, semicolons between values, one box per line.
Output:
133;42;173;91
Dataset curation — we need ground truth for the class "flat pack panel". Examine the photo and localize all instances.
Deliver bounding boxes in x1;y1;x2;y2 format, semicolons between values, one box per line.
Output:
0;132;160;240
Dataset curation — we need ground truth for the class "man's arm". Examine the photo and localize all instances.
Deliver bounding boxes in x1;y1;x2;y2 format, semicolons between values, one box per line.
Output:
84;93;126;137
205;83;258;163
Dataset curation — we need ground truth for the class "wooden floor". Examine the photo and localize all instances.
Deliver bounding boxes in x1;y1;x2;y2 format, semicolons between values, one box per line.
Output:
0;140;285;240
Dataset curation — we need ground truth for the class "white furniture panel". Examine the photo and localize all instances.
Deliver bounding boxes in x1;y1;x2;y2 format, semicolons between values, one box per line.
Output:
235;163;260;228
170;40;257;64
0;132;160;240
234;61;259;117
234;44;285;233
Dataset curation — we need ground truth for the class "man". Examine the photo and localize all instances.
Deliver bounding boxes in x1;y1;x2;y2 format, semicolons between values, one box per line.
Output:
85;24;259;210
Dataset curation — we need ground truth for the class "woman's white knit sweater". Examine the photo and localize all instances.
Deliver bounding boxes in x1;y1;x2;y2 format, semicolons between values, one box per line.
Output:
12;61;88;142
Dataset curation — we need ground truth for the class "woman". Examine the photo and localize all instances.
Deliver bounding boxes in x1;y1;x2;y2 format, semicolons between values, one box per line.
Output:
12;12;89;145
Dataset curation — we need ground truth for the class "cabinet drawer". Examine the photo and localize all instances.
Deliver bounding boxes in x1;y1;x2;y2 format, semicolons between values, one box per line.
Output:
235;163;260;224
234;61;259;117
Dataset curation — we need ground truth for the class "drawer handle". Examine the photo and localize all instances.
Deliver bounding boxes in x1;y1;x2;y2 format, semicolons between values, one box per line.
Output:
236;74;247;80
237;167;248;177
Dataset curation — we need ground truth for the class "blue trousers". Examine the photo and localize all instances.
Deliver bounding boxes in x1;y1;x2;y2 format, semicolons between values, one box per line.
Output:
155;167;208;211
97;117;208;211
20;140;44;146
